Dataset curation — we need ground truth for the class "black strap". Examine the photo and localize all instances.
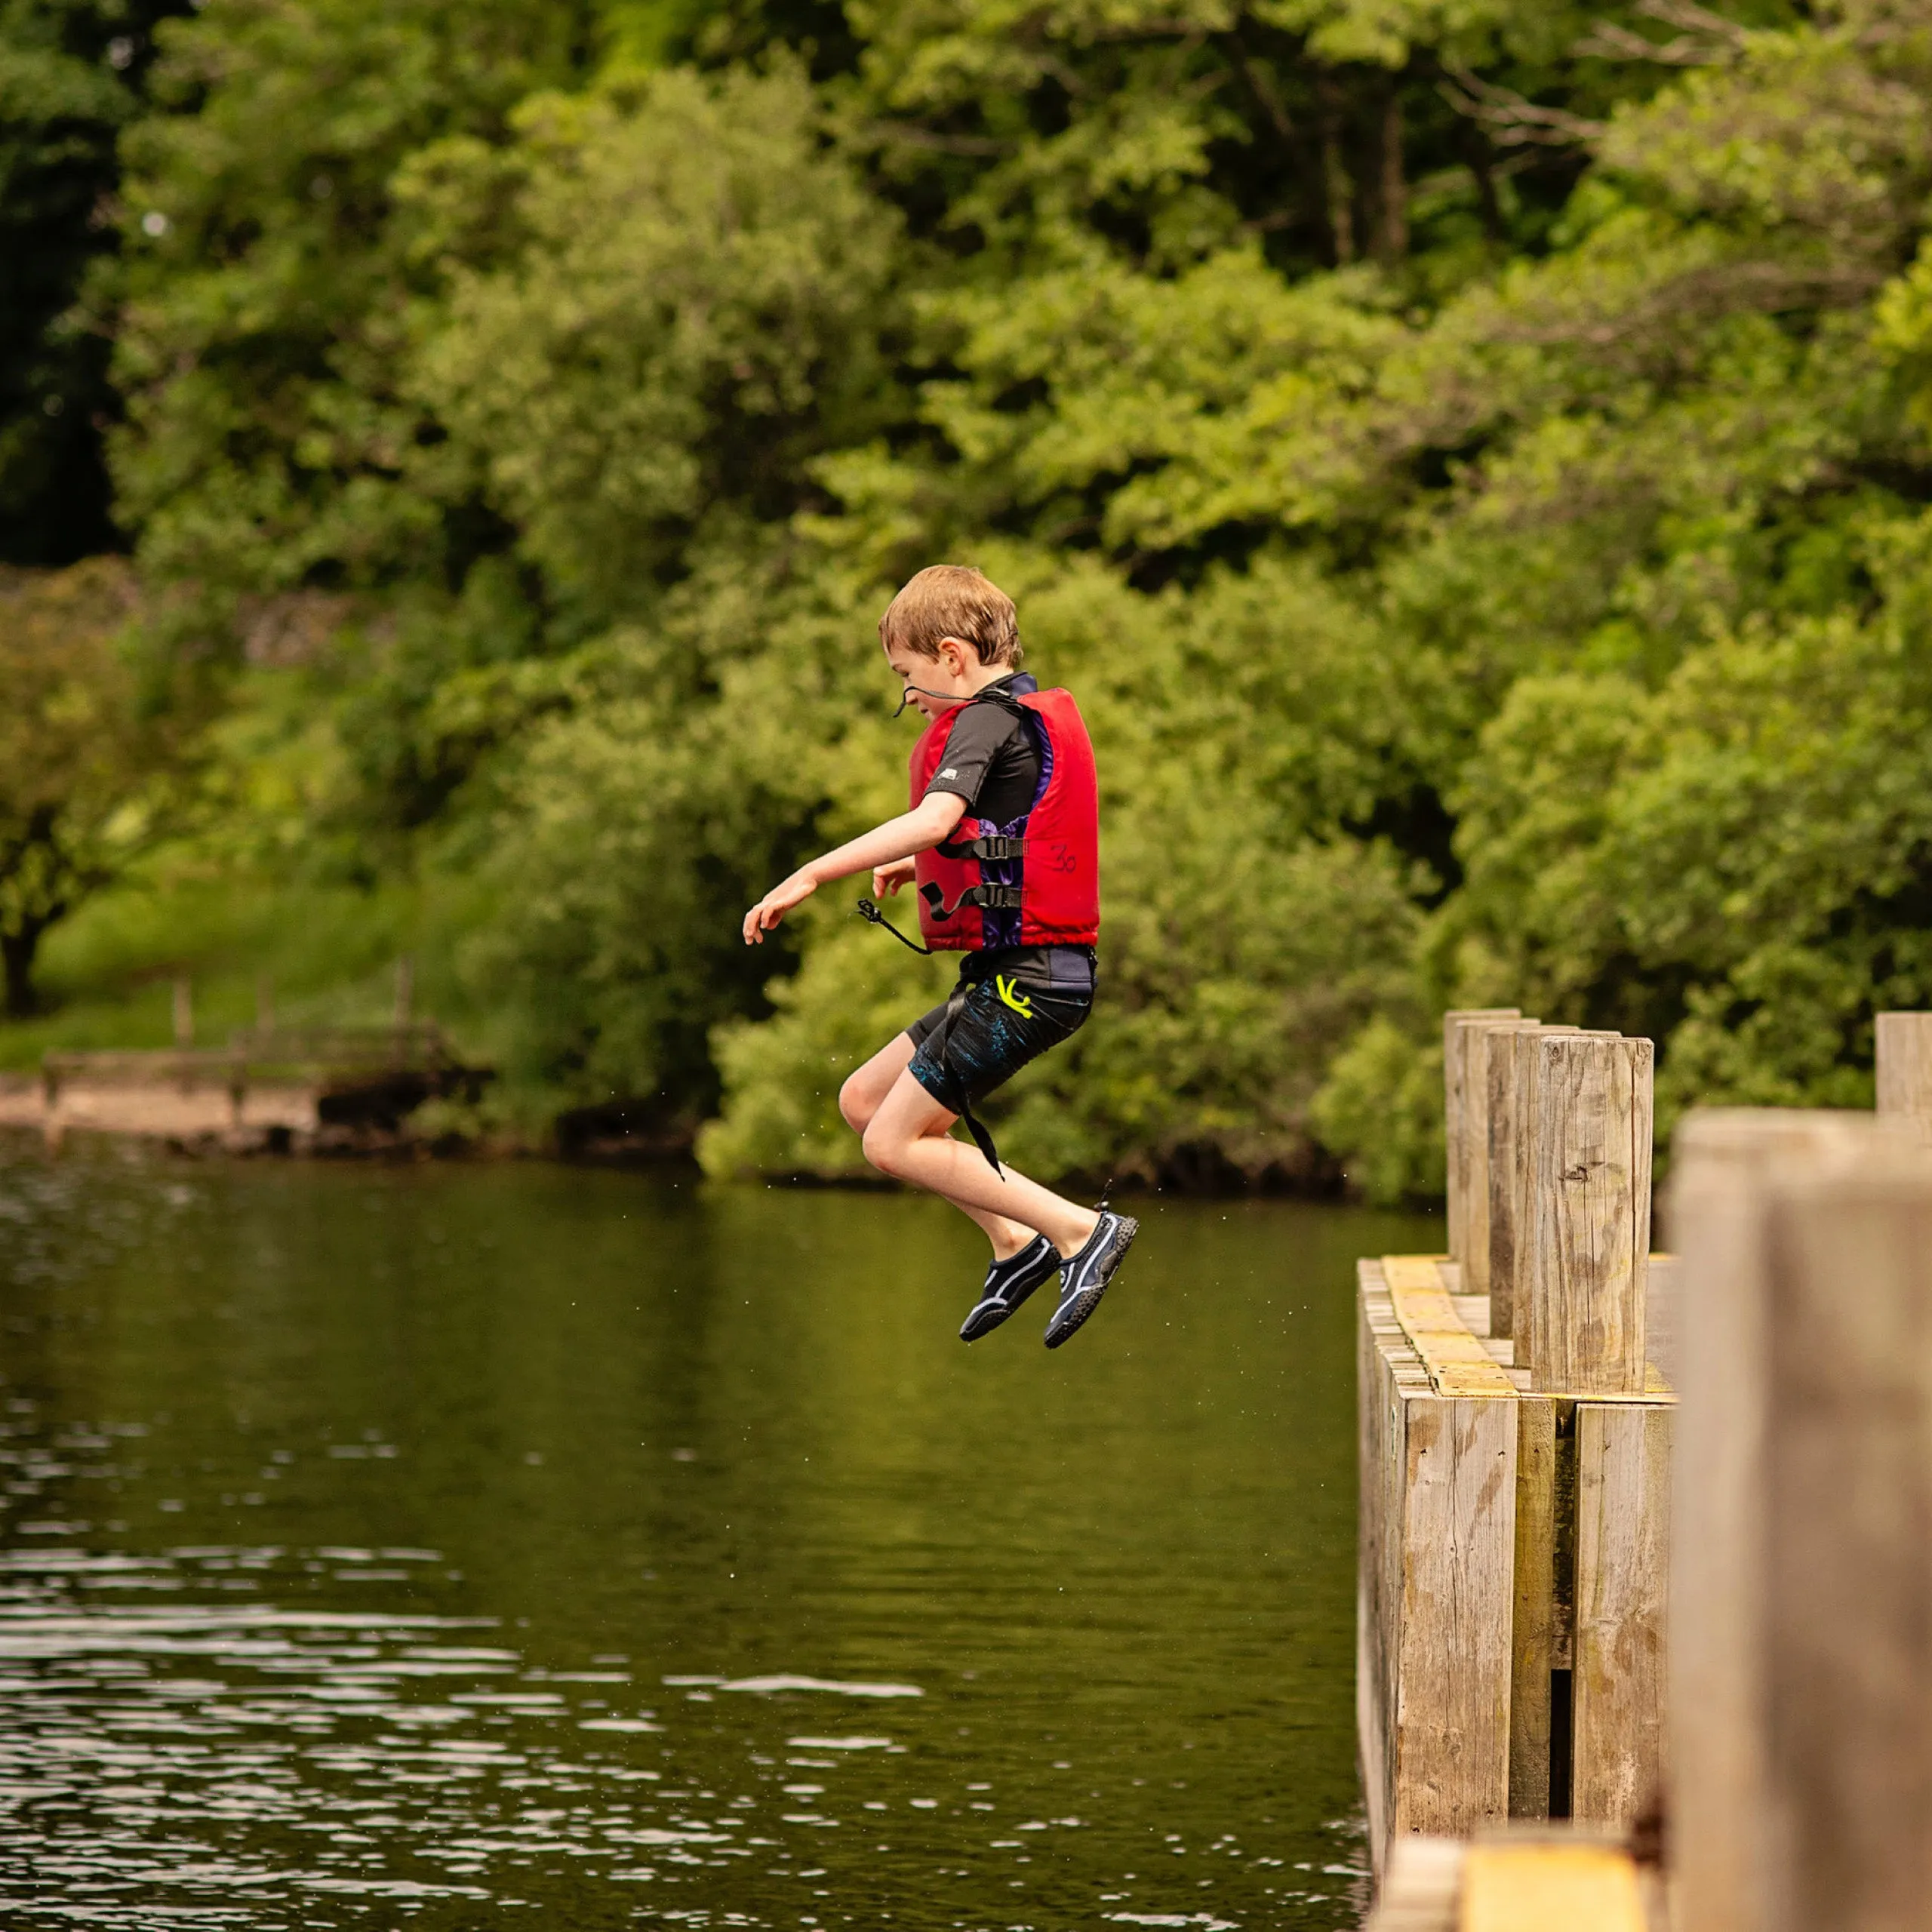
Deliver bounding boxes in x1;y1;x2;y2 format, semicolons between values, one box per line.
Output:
919;881;1022;922
848;911;1006;1175
936;832;1027;862
921;982;1004;1176
853;897;933;954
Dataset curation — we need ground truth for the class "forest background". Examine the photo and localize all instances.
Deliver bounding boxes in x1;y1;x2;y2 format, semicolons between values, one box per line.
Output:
5;0;1932;1197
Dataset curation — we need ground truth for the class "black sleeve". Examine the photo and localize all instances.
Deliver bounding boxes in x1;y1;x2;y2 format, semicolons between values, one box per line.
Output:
921;704;1024;816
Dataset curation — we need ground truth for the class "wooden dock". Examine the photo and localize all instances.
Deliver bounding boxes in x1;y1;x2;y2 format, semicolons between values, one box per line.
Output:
1361;1016;1672;1877
1364;1004;1932;1928
0;1023;479;1151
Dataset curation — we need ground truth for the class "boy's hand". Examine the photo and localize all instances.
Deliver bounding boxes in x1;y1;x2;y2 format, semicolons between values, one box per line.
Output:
743;871;817;944
872;857;916;897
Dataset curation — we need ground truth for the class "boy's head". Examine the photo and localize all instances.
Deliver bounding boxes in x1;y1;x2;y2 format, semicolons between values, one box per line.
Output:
878;565;1022;673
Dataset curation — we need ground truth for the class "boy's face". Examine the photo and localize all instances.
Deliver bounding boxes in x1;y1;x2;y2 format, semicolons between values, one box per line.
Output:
883;636;980;718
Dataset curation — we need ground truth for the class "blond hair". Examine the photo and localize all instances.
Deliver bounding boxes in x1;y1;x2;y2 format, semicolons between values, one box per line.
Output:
877;565;1023;667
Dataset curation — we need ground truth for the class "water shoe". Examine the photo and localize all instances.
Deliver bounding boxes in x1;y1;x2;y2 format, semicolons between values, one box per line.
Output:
1043;1210;1140;1349
959;1235;1062;1343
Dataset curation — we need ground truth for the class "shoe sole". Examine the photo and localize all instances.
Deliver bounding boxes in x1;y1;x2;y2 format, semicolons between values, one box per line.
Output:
1044;1215;1140;1349
959;1256;1059;1342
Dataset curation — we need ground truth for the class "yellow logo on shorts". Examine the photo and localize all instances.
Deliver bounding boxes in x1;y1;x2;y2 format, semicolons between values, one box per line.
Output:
995;974;1034;1019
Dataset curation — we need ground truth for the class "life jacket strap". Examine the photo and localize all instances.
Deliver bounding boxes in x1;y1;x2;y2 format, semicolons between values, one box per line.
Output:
935;832;1028;863
919;881;1023;922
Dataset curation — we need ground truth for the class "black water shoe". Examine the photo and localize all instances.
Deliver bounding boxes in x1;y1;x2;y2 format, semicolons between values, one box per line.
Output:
959;1235;1062;1343
1043;1211;1140;1349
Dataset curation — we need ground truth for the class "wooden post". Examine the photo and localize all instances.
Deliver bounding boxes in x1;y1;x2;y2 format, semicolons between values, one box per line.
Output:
1509;1394;1557;1818
1875;1010;1932;1145
1525;1035;1653;1396
171;974;193;1048
1571;1402;1670;1824
1488;1025;1576;1341
1444;1008;1520;1264
1666;1111;1928;1932
256;974;275;1036
1462;1019;1540;1300
393;955;414;1032
1358;1265;1517;1874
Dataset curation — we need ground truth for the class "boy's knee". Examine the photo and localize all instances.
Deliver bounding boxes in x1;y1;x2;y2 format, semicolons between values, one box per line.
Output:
860;1116;909;1179
838;1073;874;1135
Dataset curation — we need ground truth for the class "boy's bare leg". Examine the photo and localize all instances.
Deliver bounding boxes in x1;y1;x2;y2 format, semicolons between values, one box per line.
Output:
839;1037;1039;1258
860;1070;1102;1260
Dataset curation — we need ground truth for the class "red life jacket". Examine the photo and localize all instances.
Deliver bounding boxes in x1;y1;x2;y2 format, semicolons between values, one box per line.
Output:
909;680;1100;952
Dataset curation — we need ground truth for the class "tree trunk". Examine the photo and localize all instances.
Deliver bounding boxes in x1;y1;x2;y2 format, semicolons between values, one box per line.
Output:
1317;72;1355;266
2;928;40;1019
1377;85;1408;263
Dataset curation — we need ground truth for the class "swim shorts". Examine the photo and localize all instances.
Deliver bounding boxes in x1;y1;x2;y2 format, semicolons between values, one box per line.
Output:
906;950;1095;1114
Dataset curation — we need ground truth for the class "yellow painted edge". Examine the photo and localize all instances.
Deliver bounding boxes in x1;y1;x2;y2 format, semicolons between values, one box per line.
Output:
1458;1843;1645;1932
1378;1256;1676;1404
1382;1256;1518;1398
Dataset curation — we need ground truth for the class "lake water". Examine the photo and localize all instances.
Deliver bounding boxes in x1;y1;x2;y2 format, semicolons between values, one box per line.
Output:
0;1136;1430;1930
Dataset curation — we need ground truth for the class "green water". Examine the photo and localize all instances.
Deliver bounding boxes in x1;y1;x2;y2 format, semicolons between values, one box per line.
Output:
0;1135;1432;1930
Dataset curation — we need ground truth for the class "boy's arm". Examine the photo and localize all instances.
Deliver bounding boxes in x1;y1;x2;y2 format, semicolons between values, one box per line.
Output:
742;791;968;945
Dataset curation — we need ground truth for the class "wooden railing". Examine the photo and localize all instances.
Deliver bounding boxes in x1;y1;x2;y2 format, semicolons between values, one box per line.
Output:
42;1023;454;1100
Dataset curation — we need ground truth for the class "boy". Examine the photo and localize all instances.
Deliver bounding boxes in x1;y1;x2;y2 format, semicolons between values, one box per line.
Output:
741;565;1138;1348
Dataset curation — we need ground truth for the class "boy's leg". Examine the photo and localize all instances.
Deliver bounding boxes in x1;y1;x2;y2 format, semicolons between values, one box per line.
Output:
861;1069;1101;1260
839;1035;1040;1260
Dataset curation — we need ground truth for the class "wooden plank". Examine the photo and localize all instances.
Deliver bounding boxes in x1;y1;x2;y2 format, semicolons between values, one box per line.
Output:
1392;1392;1516;1838
1663;1110;1925;1932
1641;1252;1678;1390
1361;1260;1423;1871
1366;1836;1463;1932
1527;1035;1653;1396
1571;1401;1671;1827
1463;1020;1540;1299
1458;1842;1645;1932
1509;1395;1556;1819
1875;1010;1932;1146
1761;1157;1932;1932
1444;1010;1521;1266
1384;1256;1519;1398
1359;1266;1398;1875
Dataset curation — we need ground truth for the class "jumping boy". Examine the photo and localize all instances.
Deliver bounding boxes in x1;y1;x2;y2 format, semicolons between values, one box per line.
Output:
741;565;1139;1348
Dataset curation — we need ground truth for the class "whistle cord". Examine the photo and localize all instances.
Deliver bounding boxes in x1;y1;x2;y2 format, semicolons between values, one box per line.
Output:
854;896;934;955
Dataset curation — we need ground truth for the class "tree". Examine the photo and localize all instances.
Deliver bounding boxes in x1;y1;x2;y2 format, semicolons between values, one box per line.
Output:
0;558;174;1013
0;0;192;563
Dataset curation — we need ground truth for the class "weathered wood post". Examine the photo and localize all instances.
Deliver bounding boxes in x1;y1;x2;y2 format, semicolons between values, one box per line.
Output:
1444;1008;1520;1268
1486;1024;1575;1342
1510;1030;1665;1832
1461;1018;1541;1300
1525;1032;1654;1397
1666;1111;1932;1932
1363;1009;1669;1884
172;974;194;1049
1875;1009;1932;1145
1358;1260;1518;1872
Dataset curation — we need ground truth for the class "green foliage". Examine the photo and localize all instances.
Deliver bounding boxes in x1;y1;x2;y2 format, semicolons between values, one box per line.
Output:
14;0;1932;1189
0;558;182;1013
1309;1019;1443;1208
106;0;599;606
405;60;903;615
0;0;188;561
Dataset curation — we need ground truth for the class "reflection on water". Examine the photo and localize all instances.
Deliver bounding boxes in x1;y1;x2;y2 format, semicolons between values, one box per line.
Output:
0;1137;1432;1928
